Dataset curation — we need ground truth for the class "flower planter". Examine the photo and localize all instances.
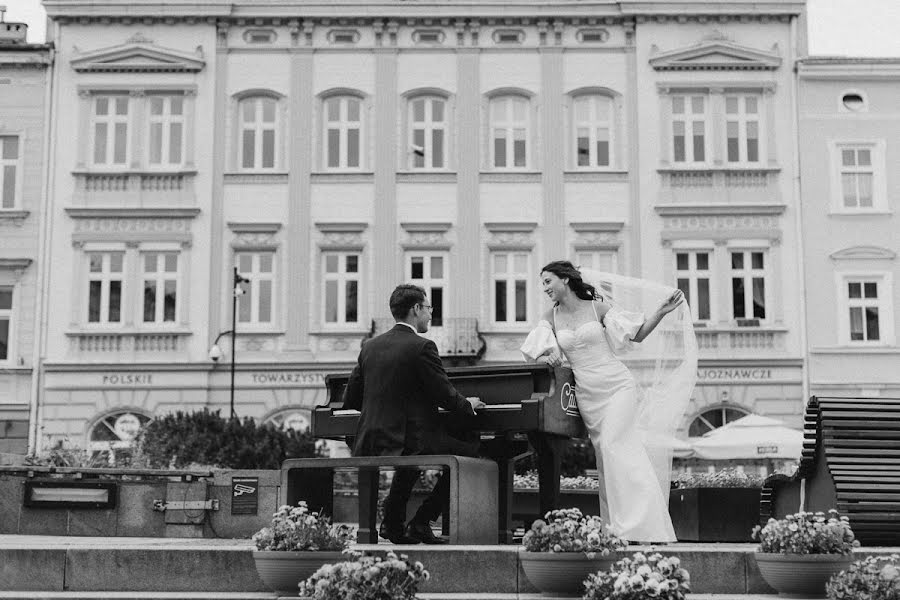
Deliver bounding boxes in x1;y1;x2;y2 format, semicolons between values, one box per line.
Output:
668;487;761;542
520;550;618;597
754;553;853;597
252;550;346;595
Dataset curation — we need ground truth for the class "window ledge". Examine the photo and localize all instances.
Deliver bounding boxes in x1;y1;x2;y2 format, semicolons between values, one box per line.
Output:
72;169;198;176
694;325;788;333
234;329;285;337
0;210;30;223
311;172;375;183
828;210;893;216
811;345;899;354
224;172;289;184
0;367;32;375
657;166;781;174
309;328;369;335
396;171;458;183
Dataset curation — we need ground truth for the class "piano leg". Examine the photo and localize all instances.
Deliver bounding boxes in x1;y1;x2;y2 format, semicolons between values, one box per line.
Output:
357;467;380;544
287;465;334;517
528;433;568;517
481;435;518;544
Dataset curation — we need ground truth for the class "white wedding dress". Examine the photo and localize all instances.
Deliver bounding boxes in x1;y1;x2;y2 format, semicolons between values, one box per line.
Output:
521;303;679;542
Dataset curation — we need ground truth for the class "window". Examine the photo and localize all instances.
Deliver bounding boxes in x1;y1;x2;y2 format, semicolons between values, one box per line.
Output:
240;97;278;170
87;252;124;324
492;252;528;324
1;136;19;209
407;253;446;327
490;96;529;169
725;95;760;164
88;411;152;465
147;96;184;168
846;279;883;342
840;91;867;112
91;96;130;167
0;286;11;362
409;97;447;170
324;96;362;170
236;252;275;326
675;251;712;322
573;95;612;168
688;406;750;437
730;250;766;323
840;146;874;209
575;250;617;273
142;252;178;324
264;409;310;432
323;252;359;325
671;95;706;164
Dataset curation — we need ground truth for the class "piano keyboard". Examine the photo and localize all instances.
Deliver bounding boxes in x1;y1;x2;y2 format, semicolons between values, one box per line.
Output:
333;403;522;416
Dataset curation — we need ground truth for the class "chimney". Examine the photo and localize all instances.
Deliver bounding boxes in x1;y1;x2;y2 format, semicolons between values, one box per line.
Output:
0;6;29;45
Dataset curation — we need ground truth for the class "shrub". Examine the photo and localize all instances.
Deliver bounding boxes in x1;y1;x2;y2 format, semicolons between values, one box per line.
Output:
671;468;765;489
827;554;900;600
138;409;320;469
522;507;627;554
298;550;428;600
583;552;691;600
752;510;859;555
252;502;353;552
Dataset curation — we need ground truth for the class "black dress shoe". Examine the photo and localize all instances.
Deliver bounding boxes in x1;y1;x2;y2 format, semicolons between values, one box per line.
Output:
405;521;447;545
378;523;420;545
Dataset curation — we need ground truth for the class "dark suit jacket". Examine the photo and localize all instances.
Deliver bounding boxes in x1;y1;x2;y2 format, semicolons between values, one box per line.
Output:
342;323;475;457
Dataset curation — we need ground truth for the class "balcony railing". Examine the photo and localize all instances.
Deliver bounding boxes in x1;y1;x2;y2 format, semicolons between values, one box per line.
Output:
366;317;486;363
73;171;196;206
67;331;191;355
694;328;787;353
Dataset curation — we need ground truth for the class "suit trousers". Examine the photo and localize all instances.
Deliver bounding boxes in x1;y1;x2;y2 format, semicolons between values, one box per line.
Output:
382;430;480;529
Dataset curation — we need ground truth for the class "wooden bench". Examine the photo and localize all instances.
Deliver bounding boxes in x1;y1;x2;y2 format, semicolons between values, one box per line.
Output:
760;395;900;545
281;455;498;545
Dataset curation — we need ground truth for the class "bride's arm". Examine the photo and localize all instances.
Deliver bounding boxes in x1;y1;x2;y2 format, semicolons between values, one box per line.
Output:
631;289;684;343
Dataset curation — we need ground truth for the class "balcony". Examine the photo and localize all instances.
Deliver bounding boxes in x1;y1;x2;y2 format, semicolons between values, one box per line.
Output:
366;318;486;365
657;167;780;205
66;330;192;356
694;327;787;355
72;170;196;207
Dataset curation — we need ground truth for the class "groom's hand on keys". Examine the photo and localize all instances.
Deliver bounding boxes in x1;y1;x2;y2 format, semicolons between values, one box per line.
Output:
466;397;486;412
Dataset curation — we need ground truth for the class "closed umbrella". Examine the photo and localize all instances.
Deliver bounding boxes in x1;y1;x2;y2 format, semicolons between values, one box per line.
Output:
690;414;802;460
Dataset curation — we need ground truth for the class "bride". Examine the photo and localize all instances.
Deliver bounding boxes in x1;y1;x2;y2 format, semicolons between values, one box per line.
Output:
521;261;697;543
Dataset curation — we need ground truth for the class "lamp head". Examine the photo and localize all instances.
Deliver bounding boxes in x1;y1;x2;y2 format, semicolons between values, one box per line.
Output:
208;344;224;362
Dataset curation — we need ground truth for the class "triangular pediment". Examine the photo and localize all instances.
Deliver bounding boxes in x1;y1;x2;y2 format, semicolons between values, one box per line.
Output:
71;35;205;73
830;246;897;261
650;40;782;71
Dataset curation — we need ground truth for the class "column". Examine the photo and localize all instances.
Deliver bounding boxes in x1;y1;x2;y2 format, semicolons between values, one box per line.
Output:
710;87;725;166
372;45;399;306
454;46;481;317
286;42;314;348
540;45;565;259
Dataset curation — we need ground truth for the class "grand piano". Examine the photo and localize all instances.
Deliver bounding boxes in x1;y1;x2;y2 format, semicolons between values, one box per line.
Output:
311;363;585;542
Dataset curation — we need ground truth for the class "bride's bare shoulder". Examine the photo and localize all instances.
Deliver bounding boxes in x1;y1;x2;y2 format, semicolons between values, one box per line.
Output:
591;298;612;320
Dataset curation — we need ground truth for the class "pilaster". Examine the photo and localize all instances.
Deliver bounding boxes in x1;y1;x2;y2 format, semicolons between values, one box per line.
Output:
454;48;481;318
372;48;399;310
207;22;229;347
624;19;641;274
540;46;565;260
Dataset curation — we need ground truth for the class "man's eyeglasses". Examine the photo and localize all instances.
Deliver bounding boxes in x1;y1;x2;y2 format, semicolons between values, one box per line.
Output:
419;303;433;311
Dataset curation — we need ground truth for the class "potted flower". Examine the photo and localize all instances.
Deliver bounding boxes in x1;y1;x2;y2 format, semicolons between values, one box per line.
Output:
251;502;354;595
298;550;428;599
826;554;900;599
583;551;691;599
752;509;859;597
520;507;628;597
668;468;765;542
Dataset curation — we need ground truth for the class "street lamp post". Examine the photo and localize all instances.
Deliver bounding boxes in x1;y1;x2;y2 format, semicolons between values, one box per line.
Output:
209;267;250;420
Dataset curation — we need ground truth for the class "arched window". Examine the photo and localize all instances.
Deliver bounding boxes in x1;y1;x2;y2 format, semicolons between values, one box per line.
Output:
88;410;153;464
264;409;311;432
688;405;750;437
489;95;530;169
408;95;447;170
238;96;279;170
323;94;364;170
572;94;613;168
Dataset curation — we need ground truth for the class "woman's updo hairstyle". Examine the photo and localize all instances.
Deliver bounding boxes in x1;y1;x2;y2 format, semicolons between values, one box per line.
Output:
540;260;600;302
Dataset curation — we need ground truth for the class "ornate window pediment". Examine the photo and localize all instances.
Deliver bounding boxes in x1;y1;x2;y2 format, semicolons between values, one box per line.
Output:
650;39;782;72
71;34;205;73
830;246;897;261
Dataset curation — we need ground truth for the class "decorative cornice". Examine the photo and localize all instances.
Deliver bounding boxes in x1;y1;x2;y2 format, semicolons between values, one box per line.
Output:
484;222;538;233
71;35;205;73
314;222;368;233
829;246;897;261
655;203;786;217
0;258;33;271
798;59;900;81
65;208;201;219
650;39;782;71
227;222;283;234
570;221;625;233
0;210;30;227
400;222;452;233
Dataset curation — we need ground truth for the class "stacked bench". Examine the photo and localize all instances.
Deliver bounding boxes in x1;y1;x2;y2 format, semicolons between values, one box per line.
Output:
760;396;900;545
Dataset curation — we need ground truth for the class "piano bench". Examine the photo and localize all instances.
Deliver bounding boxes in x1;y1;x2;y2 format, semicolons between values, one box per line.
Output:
281;455;498;545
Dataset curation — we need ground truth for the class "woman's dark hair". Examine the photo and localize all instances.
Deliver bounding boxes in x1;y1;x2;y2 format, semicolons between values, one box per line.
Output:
540;260;599;302
389;284;427;319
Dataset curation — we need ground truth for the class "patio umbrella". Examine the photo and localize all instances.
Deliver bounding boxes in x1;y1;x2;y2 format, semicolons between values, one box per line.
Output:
689;414;802;460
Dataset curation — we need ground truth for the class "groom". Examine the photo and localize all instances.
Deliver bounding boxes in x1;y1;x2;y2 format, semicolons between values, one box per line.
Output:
342;284;485;544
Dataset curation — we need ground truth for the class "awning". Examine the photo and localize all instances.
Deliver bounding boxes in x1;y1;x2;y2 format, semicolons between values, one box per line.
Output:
689;414;802;460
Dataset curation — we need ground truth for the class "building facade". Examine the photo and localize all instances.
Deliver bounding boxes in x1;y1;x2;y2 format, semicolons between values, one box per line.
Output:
34;0;808;456
0;18;52;456
798;58;900;399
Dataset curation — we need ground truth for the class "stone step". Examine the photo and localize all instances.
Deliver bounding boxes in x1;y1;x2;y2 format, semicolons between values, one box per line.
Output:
0;535;893;596
0;594;819;600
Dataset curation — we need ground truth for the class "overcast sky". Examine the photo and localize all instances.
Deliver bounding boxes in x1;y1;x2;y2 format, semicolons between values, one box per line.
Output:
5;0;900;56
